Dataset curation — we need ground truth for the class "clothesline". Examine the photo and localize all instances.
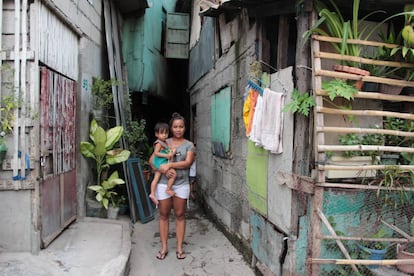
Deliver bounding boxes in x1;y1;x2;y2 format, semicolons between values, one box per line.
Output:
247;79;264;95
247;77;288;95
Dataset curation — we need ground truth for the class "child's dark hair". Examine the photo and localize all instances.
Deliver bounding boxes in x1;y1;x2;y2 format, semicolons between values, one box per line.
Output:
154;122;169;133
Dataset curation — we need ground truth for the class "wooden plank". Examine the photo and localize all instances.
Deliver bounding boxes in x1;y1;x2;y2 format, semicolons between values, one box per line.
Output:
290;4;313;260
276;172;315;194
277;16;288;69
103;0;137;223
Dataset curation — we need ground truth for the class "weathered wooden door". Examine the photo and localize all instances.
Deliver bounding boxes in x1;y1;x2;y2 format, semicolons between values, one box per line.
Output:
39;67;77;247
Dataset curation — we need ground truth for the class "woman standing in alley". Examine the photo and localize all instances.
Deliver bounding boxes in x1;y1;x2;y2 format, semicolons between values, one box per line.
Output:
152;112;195;260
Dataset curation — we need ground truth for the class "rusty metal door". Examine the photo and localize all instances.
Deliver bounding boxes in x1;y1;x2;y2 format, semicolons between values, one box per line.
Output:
39;67;77;247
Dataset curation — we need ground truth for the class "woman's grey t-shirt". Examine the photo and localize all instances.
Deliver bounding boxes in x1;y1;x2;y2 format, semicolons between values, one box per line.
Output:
159;139;195;186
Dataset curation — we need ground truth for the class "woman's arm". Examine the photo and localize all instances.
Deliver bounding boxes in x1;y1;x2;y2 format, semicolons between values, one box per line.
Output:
159;150;195;172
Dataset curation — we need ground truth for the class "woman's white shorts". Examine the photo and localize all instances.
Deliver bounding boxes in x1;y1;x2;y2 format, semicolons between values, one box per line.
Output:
156;183;190;201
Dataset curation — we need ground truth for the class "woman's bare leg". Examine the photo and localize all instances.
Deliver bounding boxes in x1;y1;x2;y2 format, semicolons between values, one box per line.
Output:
158;198;172;257
173;196;187;258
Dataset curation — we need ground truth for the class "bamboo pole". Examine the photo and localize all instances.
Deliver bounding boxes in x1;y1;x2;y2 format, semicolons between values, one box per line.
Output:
316;69;414;87
315;51;414;69
309;258;414;265
318;145;414;154
321;235;410;244
309;29;325;276
317;126;414;138
380;219;414;242
317;182;414;192
320;164;414;171
317;107;414;120
316;89;414;102
312;34;401;49
317;208;359;273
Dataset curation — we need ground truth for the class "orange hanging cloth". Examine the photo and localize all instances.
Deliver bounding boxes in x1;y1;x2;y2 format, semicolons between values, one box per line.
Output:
243;87;259;137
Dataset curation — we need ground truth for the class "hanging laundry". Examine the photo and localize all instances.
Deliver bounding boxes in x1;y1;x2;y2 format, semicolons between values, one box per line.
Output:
249;88;285;153
249;94;263;145
243;87;259;137
260;88;285;154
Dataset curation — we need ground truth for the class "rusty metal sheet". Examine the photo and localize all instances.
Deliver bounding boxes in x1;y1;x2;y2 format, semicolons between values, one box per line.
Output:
39;67;77;247
40;176;61;247
62;170;77;227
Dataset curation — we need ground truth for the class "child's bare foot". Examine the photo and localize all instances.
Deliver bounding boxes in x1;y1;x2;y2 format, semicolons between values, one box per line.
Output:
149;193;159;205
166;189;175;196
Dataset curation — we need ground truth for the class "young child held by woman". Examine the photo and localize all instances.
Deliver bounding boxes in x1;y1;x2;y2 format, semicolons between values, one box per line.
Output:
149;122;176;206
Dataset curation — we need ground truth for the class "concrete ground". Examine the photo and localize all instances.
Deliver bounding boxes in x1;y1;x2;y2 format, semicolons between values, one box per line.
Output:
0;201;255;276
128;200;256;275
0;217;131;276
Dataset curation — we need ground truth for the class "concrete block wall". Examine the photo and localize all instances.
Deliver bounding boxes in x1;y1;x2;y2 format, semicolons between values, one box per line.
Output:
189;10;256;244
0;191;32;251
0;0;107;251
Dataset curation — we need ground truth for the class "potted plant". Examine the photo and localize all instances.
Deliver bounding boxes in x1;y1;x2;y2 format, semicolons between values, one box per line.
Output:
116;195;128;215
397;218;414;274
88;171;125;219
80;119;130;217
124;118;149;159
382;116;414;164
326;132;382;179
90;77;120;122
124;118;152;180
358;227;390;268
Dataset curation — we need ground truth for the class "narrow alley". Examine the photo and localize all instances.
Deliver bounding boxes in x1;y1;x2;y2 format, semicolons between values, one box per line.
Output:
128;201;256;276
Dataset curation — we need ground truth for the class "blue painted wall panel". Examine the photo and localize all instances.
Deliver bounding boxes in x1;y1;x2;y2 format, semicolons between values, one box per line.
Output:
250;211;283;274
122;0;178;95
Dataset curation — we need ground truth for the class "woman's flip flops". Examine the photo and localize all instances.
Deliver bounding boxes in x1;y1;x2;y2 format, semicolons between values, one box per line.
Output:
156;251;168;260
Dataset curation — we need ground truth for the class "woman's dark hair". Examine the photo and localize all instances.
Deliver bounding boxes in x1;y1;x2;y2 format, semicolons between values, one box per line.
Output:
169;112;185;127
154;122;169;133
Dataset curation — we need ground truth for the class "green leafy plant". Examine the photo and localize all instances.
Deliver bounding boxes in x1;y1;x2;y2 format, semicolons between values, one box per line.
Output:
80;119;131;208
0;94;21;165
322;79;359;101
364;166;413;210
359;227;389;251
0;94;20;134
303;0;386;67
392;5;414;63
321;216;371;275
91;77;120;110
338;131;383;159
124;119;150;160
88;171;125;209
283;88;315;116
384;117;414;147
